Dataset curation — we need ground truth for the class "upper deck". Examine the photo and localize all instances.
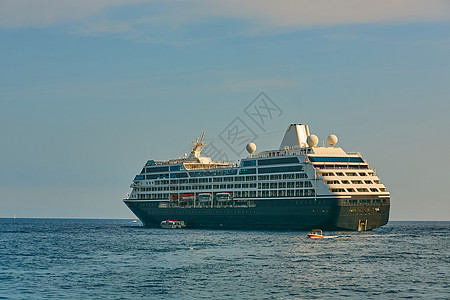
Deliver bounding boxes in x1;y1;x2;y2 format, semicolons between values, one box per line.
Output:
127;123;389;203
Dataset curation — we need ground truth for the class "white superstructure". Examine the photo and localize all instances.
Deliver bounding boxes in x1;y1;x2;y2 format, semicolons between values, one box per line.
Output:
126;123;389;207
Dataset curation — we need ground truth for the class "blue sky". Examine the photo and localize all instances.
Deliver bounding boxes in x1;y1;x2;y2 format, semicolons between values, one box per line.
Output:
1;0;449;220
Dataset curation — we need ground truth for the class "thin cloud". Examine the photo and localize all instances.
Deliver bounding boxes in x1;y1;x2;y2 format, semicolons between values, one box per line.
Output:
1;0;449;34
200;0;450;30
0;0;146;27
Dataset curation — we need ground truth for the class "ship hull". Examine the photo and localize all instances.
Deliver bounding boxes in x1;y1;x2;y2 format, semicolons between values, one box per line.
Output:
124;198;389;231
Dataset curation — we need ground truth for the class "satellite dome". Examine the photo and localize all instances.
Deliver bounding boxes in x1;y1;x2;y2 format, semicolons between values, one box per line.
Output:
246;142;256;154
306;135;319;147
327;134;338;147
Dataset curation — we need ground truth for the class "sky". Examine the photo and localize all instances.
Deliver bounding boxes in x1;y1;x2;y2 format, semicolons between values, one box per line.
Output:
1;0;449;220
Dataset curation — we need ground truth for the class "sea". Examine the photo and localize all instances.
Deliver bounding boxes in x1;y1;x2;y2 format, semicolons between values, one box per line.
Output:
0;219;448;299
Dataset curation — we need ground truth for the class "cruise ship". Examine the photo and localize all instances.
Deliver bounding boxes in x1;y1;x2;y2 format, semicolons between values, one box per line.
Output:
124;124;390;231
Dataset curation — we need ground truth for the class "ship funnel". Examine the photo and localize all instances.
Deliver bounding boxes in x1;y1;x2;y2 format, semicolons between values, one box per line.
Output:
279;124;310;150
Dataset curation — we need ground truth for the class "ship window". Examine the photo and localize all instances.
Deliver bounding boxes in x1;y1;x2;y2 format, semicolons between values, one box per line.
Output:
170;172;188;178
351;180;362;184
146;166;169;173
321;172;334;176
357;188;368;192
370;188;378;192
283;174;295;179
240;168;256;174
258;157;299;166
241;160;256;167
309;156;364;163
373;199;381;204
305;189;315;196
349;199;357;204
346;188;355;192
170;165;185;172
134;175;145;181
359;199;371;204
259;165;303;174
325;180;340;184
341;180;349;184
258;175;269;180
365;180;373;184
336;172;344;176
145;160;156;166
189;169;238;177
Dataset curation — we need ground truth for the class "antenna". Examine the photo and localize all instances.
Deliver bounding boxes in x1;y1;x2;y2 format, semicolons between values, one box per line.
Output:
200;131;205;144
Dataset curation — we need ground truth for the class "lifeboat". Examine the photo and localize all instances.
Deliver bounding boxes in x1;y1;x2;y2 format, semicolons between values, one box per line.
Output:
160;220;186;229
181;193;195;200
307;229;324;239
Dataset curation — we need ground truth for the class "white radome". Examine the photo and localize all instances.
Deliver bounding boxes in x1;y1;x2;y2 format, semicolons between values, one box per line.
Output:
246;142;256;154
306;135;319;147
327;134;338;147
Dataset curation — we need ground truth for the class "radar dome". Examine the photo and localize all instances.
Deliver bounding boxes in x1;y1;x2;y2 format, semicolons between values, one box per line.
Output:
246;142;256;154
327;134;338;147
306;135;319;147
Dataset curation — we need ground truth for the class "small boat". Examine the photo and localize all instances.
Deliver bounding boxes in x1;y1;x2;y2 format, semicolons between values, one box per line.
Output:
160;220;186;229
307;229;324;239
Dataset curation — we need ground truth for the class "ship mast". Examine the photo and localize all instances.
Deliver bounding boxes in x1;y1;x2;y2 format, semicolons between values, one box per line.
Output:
188;131;205;159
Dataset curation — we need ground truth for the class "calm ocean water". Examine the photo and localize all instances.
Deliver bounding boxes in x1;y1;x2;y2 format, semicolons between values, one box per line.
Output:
0;219;448;299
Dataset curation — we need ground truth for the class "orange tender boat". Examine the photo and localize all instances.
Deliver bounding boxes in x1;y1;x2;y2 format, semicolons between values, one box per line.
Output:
307;229;324;239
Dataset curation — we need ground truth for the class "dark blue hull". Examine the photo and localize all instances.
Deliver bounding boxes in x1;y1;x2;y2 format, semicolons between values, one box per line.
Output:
125;197;390;231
